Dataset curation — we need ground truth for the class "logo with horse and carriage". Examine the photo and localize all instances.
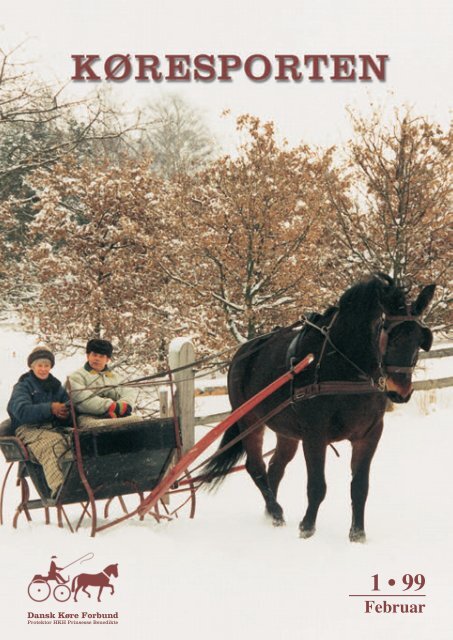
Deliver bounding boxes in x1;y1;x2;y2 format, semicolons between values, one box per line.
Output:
27;553;118;603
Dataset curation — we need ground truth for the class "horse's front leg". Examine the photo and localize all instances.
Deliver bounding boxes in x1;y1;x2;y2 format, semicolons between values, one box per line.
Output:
299;439;327;538
97;586;103;602
349;427;382;543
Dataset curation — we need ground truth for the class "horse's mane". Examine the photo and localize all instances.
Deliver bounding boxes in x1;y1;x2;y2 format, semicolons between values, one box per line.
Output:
338;274;407;318
317;305;338;322
272;274;407;340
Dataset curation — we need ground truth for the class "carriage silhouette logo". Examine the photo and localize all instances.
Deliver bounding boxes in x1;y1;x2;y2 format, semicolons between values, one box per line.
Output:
27;553;119;603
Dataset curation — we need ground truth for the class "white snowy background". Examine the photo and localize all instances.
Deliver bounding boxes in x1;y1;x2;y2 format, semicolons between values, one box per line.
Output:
0;321;451;640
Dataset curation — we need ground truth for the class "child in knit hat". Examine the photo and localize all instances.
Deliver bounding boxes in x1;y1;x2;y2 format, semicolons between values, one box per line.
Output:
7;346;72;498
68;338;137;426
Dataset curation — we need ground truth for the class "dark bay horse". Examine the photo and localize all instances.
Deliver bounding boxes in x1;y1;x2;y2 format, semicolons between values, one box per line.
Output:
204;274;435;542
72;564;118;602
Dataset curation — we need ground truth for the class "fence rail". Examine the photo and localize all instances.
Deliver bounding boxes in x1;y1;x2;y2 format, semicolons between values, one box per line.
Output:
419;347;453;360
412;377;453;391
195;411;231;426
191;344;452;427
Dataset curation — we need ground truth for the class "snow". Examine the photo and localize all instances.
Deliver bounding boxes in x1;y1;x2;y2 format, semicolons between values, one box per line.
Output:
0;324;451;639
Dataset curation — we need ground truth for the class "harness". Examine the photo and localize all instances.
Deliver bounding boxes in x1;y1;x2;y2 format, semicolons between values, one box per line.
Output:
287;308;431;401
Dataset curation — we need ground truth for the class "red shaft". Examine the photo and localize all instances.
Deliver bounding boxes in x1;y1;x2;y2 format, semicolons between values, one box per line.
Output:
138;353;313;516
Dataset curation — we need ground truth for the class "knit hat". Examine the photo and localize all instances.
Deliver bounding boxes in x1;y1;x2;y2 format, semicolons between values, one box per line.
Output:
27;346;55;369
86;339;113;358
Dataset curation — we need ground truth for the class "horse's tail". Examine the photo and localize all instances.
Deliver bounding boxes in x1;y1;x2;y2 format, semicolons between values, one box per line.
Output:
202;422;245;491
202;333;278;491
71;576;78;592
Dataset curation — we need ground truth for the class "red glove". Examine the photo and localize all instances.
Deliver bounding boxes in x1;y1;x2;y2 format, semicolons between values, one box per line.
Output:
107;403;117;419
107;402;132;418
117;402;132;417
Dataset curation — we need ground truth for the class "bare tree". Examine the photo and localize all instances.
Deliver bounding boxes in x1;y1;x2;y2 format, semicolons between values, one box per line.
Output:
0;43;137;182
139;94;217;179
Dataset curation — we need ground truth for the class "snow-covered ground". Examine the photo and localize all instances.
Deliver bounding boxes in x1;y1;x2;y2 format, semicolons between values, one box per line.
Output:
0;324;451;640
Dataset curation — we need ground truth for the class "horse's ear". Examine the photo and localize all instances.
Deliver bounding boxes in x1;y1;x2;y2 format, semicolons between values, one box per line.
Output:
420;328;433;352
412;284;436;315
375;272;394;288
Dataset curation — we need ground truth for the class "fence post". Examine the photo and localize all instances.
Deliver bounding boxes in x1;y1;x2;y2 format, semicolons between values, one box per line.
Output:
159;387;170;418
168;338;195;453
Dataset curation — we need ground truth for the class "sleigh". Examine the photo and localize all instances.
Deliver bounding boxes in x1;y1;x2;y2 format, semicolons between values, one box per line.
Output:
0;351;314;536
0;414;193;534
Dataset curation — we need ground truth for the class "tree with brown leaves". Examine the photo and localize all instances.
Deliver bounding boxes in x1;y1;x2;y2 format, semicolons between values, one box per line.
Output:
20;157;184;365
160;115;338;346
325;106;452;326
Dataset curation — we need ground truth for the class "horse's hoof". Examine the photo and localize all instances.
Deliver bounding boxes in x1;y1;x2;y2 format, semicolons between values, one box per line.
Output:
272;516;286;527
299;527;315;539
349;529;366;543
265;505;284;525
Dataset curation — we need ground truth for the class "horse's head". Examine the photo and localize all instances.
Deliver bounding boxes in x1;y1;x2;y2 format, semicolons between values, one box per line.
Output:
377;275;435;403
105;563;119;578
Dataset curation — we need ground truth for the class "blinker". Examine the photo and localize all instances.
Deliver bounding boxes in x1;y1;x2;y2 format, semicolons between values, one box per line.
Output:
379;313;432;372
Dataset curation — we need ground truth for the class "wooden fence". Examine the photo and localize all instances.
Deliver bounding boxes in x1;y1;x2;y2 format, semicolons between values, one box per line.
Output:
419;347;453;359
166;340;452;436
413;377;453;391
413;346;453;391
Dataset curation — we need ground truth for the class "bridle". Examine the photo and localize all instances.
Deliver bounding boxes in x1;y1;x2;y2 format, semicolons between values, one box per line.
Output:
290;307;432;400
378;311;432;374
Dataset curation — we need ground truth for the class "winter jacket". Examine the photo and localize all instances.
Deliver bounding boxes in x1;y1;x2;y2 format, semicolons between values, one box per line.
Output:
7;371;70;434
67;363;137;416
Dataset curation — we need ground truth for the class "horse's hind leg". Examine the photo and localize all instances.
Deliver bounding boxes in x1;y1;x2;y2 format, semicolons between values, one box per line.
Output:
243;426;285;526
299;439;327;538
268;434;299;499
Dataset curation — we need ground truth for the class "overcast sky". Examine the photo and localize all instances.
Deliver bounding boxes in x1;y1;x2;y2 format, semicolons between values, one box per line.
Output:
2;0;452;151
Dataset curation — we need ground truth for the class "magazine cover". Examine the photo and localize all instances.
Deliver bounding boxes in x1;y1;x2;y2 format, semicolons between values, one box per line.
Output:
0;1;451;639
